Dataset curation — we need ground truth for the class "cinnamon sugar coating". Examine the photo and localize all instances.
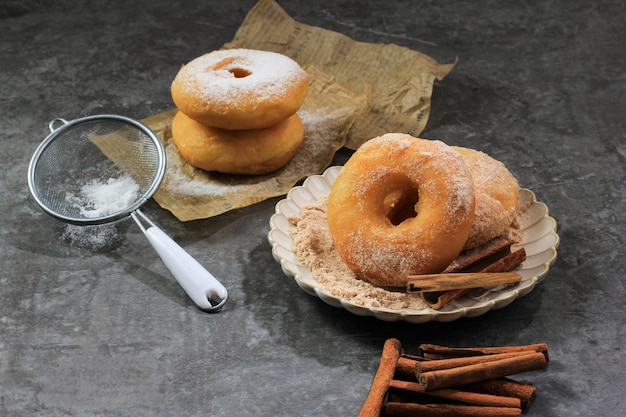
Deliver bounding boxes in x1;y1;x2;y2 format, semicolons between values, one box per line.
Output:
326;134;476;288
454;146;520;249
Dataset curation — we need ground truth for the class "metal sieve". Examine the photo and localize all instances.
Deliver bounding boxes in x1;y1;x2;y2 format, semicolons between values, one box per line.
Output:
28;114;227;312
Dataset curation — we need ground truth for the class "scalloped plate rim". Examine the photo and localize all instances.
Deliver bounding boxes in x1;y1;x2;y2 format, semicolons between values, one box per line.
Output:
268;166;559;323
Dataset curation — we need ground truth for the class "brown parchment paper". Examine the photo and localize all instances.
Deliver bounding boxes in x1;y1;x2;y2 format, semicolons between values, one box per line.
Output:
141;0;455;222
144;65;368;222
224;0;456;149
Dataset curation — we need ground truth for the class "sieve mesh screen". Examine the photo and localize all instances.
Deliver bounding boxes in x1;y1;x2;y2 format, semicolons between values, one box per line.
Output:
29;116;165;224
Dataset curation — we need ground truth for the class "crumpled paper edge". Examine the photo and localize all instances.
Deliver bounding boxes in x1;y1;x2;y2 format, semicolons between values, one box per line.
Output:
142;65;368;222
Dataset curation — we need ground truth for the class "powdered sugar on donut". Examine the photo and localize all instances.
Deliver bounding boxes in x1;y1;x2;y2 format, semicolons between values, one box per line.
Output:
180;49;304;104
171;48;309;130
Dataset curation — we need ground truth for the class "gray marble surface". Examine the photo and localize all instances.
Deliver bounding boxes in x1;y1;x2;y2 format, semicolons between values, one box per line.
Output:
1;0;624;416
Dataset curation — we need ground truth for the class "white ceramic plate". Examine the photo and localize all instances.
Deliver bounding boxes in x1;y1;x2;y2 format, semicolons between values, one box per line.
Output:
268;166;559;323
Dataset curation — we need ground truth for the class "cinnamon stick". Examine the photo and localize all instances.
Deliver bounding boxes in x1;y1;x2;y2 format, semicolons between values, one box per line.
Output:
417;352;547;391
389;379;521;408
443;236;515;273
460;377;537;409
389;379;425;393
415;351;540;373
421;248;527;309
420;288;470;310
386;402;522;417
419;342;549;361
481;248;527;274
430;388;521;409
407;272;521;293
395;356;420;381
400;352;428;361
357;338;403;417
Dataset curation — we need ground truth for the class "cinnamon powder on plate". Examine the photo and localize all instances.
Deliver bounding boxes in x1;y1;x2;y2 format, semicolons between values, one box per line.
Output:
289;196;430;310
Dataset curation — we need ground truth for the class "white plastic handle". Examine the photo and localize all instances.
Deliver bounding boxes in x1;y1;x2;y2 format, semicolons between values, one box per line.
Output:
145;226;228;311
131;211;227;311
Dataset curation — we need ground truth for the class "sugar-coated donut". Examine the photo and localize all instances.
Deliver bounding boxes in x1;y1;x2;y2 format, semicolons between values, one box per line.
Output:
171;49;309;130
171;110;304;175
454;146;520;249
327;134;476;288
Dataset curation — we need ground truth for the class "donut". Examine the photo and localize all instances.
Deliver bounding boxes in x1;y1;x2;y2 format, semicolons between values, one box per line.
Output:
171;110;304;175
171;49;309;130
453;146;520;249
326;134;476;288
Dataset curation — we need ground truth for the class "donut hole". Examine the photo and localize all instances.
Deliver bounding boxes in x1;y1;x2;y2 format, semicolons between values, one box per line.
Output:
385;187;419;226
228;67;252;78
211;58;252;78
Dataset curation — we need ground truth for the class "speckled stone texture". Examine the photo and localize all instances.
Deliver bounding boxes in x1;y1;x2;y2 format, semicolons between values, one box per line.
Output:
1;0;624;416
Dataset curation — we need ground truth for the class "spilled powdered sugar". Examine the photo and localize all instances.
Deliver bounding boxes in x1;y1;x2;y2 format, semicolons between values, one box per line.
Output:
159;107;348;199
61;223;125;251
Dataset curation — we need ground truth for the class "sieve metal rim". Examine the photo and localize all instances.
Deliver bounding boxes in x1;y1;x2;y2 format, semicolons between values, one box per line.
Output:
27;114;167;225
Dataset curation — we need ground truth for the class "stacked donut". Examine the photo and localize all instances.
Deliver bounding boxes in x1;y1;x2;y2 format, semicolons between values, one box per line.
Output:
170;49;309;175
327;133;520;288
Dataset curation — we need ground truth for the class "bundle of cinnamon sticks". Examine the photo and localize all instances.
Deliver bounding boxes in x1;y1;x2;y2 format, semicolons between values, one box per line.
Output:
358;338;549;417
